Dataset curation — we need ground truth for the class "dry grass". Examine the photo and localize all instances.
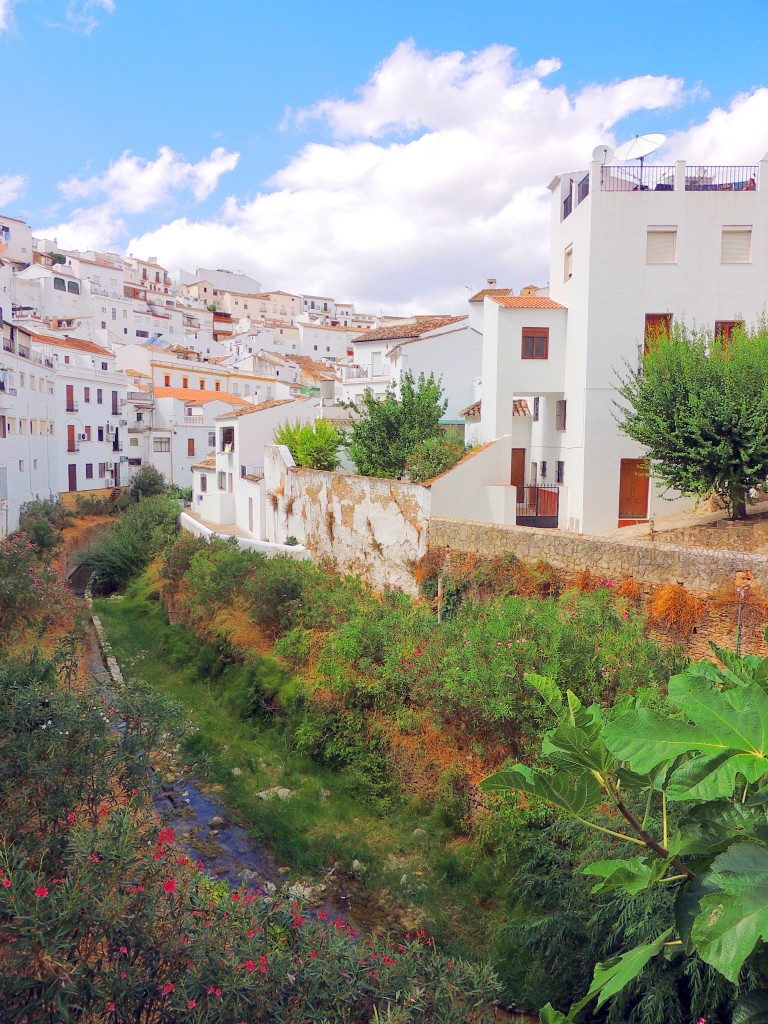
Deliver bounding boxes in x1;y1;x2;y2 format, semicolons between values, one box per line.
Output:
648;582;705;636
616;575;643;602
573;568;596;593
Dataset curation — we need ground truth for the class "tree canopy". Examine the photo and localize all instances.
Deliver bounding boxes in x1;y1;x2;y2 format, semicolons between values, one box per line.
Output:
273;418;344;471
346;371;448;478
616;326;768;518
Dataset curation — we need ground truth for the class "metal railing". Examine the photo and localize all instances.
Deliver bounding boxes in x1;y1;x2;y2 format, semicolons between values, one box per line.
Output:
2;339;15;354
601;165;675;191
516;484;560;528
66;401;79;413
67;442;80;453
562;192;573;219
685;165;758;191
241;465;264;479
577;173;590;203
341;366;390;381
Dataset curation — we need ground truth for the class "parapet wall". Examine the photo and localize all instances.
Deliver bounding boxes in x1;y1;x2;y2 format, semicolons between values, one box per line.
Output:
429;516;768;593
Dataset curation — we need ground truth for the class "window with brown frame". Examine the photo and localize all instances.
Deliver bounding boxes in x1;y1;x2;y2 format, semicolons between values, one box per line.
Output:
522;327;549;360
644;313;672;354
714;320;744;346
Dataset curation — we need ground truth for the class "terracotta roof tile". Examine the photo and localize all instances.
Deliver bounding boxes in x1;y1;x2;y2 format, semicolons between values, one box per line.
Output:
153;386;250;405
214;398;296;420
30;332;113;356
491;296;565;310
192;456;216;470
351;315;466;344
459;398;529;418
468;288;513;303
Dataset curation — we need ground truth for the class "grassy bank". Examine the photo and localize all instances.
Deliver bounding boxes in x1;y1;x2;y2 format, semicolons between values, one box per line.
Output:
93;575;511;978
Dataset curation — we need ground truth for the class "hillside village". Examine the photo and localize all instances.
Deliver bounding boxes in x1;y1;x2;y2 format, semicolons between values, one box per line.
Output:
3;151;768;564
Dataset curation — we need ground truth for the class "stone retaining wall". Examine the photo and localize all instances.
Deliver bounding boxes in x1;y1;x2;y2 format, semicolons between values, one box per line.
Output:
429;516;768;593
653;521;768;555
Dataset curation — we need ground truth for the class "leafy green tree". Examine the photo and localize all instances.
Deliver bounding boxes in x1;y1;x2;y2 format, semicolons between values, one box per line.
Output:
273;418;344;471
616;327;768;518
482;644;768;1023
130;465;168;502
406;427;466;483
346;371;448;478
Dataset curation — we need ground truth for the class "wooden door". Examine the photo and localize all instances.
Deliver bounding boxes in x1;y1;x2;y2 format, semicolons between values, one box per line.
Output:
113;462;120;487
65;384;75;412
67;424;76;453
510;448;526;502
67;464;77;491
618;459;649;520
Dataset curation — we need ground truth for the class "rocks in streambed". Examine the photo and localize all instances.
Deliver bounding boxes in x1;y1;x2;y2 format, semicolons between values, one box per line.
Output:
256;787;293;801
207;815;225;829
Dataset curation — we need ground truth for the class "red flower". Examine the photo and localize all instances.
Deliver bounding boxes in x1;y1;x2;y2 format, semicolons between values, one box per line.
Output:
232;891;240;901
91;854;99;863
158;827;175;844
245;959;255;972
34;886;49;898
188;1000;196;1009
247;929;254;937
2;878;10;888
162;877;176;894
311;950;317;960
161;983;174;996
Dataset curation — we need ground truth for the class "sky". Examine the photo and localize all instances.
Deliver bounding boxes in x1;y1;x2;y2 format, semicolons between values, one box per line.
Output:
2;0;768;314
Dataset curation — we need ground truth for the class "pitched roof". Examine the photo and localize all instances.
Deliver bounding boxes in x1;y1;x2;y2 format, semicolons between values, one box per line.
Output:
215;398;296;420
491;296;565;310
459;398;530;418
30;332;113;356
468;287;513;303
192;456;217;470
351;315;466;344
291;355;339;381
153;386;251;405
124;368;151;378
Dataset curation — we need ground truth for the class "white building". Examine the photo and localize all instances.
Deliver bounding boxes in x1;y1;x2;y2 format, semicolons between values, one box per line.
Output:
476;153;768;533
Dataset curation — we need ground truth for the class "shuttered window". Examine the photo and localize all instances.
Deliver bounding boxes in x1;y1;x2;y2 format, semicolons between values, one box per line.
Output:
721;227;751;263
555;400;567;431
646;229;676;264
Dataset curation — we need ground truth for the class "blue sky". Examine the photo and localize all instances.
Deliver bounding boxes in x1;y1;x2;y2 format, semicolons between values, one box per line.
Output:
2;0;768;311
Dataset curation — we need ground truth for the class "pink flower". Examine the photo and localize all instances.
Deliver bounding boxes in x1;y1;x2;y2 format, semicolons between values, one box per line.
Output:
161;983;174;996
67;812;77;824
34;886;49;898
2;878;10;888
158;827;175;844
162;877;176;894
188;1000;196;1009
91;854;99;863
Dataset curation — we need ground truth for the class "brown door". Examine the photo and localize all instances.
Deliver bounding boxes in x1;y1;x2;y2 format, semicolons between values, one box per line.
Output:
67;424;76;453
65;384;75;412
113;463;120;487
67;464;77;491
510;448;526;502
618;459;649;520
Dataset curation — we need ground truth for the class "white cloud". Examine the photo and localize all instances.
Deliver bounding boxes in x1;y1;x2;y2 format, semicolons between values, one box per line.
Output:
64;0;115;35
38;146;239;249
40;42;768;314
0;173;26;207
0;0;19;33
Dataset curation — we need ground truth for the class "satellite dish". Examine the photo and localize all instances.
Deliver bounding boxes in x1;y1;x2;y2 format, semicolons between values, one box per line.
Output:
592;144;614;165
614;133;666;162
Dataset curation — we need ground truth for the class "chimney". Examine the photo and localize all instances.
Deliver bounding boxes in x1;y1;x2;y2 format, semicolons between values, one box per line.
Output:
486;277;496;287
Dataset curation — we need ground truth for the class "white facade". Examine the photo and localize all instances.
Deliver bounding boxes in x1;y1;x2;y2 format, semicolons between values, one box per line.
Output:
475;155;768;534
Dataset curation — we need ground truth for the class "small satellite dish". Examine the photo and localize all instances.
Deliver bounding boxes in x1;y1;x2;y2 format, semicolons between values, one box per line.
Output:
592;144;614;165
614;133;666;162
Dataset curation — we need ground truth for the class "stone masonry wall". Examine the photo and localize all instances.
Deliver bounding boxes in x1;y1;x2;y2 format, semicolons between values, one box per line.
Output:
429;516;768;593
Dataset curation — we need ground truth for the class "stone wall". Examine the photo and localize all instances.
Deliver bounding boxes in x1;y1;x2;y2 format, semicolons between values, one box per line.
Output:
429;516;768;593
265;446;429;594
653;520;768;555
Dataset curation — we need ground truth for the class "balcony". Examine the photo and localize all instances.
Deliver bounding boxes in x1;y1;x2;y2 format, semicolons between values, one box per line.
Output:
67;442;80;453
600;163;758;193
2;339;15;355
66;401;79;413
184;415;204;425
241;465;264;480
341;365;390;382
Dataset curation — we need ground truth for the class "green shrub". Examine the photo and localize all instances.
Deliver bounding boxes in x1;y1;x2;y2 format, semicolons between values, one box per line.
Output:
244;556;306;637
273;418;345;471
130;465;168;501
406;427;466;483
82;495;180;593
19;498;73;553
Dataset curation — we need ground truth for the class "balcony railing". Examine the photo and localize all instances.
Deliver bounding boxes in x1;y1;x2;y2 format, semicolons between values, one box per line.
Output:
341;366;390;382
685;165;758;191
601;165;675;191
67;442;80;453
2;339;15;354
562;192;573;219
241;465;264;479
66;401;79;413
576;172;590;203
17;344;30;359
184;415;205;425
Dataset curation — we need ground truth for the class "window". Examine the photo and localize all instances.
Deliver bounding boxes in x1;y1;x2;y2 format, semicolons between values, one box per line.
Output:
217;471;227;490
123;309;128;318
101;307;107;315
555;400;567;431
101;361;108;371
97;388;103;404
136;330;149;338
564;245;573;280
187;438;195;457
532;396;540;422
136;412;143;422
540;460;547;479
86;464;94;479
182;377;189;389
67;281;80;294
556;460;565;484
714;320;744;345
111;308;116;320
101;322;107;329
721;227;752;263
153;438;171;452
18;460;24;471
53;277;66;291
522;327;549;360
112;391;119;415
199;379;206;390
98;463;106;477
646;228;677;264
33;459;38;469
164;374;171;386
98;427;104;442
84;386;90;403
84;426;92;441
644;313;673;353
130;438;139;447
208;431;215;448
200;474;208;492
214;381;221;392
